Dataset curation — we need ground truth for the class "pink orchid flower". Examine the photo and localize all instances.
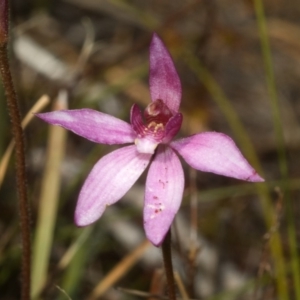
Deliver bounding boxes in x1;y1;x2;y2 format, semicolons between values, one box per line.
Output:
37;33;263;246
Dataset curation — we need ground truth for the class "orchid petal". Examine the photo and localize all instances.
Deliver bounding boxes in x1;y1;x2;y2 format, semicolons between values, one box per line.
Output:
75;145;152;226
36;109;135;145
163;112;183;143
171;132;264;182
149;33;182;112
144;145;184;246
130;104;144;136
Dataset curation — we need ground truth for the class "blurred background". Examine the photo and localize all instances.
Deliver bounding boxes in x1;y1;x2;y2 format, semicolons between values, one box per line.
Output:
1;0;300;299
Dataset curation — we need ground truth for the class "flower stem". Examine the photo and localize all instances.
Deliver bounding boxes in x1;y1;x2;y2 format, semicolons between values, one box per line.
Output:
0;40;31;300
161;229;176;300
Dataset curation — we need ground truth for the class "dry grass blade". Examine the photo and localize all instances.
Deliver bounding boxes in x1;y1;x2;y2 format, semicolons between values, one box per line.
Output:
118;287;168;299
88;239;151;300
31;91;68;299
174;271;189;300
0;94;50;188
118;287;201;300
58;226;93;271
55;285;73;300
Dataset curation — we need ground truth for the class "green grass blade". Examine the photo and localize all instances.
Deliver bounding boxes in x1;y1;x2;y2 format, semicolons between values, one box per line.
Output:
254;0;300;298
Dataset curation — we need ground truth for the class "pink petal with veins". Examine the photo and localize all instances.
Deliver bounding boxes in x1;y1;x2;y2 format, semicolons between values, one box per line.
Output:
36;109;135;145
163;112;183;143
149;33;182;112
171;132;264;182
75;145;152;226
144;145;184;246
130;104;144;136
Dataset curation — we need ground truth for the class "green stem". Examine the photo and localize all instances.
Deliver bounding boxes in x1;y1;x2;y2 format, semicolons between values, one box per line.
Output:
161;229;176;300
0;44;31;300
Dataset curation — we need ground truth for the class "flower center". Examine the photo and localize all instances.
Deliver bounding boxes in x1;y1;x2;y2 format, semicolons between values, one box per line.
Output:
144;99;173;126
141;99;173;140
131;100;174;154
147;121;164;133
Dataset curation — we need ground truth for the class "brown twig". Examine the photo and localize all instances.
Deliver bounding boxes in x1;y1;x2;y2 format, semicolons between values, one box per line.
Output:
0;2;31;299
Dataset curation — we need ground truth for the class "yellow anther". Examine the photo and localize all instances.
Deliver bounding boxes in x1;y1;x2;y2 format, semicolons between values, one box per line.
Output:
147;121;164;133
